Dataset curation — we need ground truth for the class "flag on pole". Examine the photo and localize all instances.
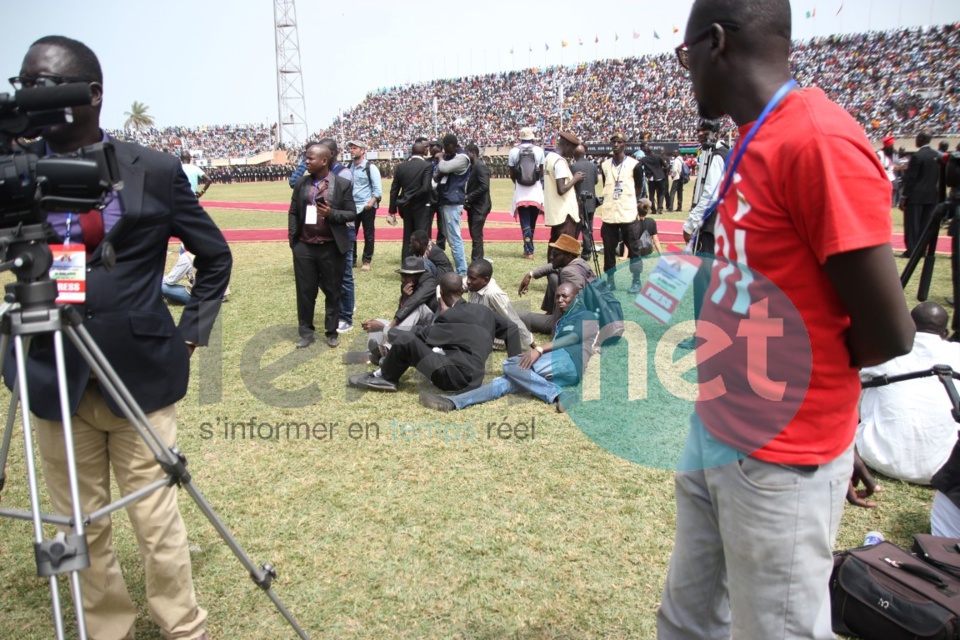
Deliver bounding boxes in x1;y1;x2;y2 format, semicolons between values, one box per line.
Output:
529;43;533;52
836;3;843;15
510;46;514;54
633;31;640;39
545;43;550;51
562;40;569;47
673;25;679;34
615;32;620;41
578;37;583;46
805;8;816;18
653;30;660;40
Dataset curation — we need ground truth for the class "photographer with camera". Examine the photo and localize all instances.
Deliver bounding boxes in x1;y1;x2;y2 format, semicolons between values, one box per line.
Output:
572;143;599;262
2;36;231;640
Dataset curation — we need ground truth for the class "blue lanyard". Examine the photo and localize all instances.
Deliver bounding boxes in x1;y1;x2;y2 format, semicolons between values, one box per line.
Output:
64;213;73;246
693;79;798;243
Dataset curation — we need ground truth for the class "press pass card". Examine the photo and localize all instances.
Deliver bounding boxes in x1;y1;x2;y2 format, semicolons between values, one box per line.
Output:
634;254;700;324
48;245;86;303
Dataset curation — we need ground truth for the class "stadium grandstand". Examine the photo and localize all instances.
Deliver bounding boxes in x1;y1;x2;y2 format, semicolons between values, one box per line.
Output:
111;23;958;161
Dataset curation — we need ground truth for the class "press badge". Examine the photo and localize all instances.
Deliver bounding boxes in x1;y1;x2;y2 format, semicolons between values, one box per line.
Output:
612;181;623;200
48;245;86;304
634;254;700;324
305;205;318;225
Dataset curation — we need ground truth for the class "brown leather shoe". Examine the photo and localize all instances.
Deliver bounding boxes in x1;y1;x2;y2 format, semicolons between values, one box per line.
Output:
361;262;371;271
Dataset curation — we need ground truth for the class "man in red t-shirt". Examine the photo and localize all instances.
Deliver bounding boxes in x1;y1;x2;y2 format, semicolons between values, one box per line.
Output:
657;1;915;639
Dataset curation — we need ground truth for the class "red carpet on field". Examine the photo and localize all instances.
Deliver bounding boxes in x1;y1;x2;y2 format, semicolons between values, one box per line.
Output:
202;201;930;253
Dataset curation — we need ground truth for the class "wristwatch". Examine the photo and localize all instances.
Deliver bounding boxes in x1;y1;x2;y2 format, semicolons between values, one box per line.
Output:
534;346;544;354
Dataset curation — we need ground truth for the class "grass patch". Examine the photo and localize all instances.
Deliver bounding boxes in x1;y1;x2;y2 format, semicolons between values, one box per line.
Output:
0;181;944;638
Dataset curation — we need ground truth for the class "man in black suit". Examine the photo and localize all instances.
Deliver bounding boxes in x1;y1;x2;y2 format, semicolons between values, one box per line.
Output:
389;141;434;260
289;143;356;348
900;130;942;256
464;143;492;261
348;273;521;392
409;230;453;277
641;146;670;214
4;36;230;640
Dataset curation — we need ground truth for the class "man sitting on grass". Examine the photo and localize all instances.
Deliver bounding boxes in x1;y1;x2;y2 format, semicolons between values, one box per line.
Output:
348;273;520;393
466;259;535;351
348;256;438;365
857;301;960;484
420;282;597;412
517;234;595;335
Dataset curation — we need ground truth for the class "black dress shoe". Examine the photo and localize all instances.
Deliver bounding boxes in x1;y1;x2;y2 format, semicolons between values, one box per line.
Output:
327;335;339;348
419;391;455;411
295;336;315;349
348;372;398;392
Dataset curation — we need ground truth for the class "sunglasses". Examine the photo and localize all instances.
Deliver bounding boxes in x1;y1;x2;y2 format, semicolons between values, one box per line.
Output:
9;74;95;91
675;21;741;70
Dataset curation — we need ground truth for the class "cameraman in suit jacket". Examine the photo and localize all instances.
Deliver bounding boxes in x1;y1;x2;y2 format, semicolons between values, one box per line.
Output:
4;35;231;640
289;143;357;349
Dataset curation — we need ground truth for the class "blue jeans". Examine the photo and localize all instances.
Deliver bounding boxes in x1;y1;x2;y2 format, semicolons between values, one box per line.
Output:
161;283;191;305
340;224;356;324
657;413;853;640
448;352;577;409
441;203;467;275
517;206;539;256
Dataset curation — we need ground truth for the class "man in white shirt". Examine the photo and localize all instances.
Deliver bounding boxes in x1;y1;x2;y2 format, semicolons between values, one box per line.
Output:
543;131;584;261
857;301;960;484
682;118;727;251
466;259;534;350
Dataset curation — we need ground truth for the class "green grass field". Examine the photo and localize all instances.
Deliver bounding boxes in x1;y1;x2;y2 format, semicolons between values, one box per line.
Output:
0;180;942;639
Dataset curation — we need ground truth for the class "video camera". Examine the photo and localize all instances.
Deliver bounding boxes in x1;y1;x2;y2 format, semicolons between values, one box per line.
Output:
0;82;121;228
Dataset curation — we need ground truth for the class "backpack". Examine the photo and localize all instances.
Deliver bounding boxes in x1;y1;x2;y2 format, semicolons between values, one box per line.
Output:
514;146;542;186
679;161;691;184
568;261;624;344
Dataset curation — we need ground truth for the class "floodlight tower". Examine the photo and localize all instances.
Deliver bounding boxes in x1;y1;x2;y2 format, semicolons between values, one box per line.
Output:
274;0;309;148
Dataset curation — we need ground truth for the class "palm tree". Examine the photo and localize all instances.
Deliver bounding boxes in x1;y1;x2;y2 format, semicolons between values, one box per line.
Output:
123;101;155;131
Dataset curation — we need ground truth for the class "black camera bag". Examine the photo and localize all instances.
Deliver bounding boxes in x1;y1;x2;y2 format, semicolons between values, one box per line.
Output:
914;535;960;580
830;540;960;639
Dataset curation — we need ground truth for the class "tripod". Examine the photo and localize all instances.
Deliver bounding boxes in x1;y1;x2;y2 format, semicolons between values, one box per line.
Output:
862;364;960;421
0;225;311;639
900;193;960;301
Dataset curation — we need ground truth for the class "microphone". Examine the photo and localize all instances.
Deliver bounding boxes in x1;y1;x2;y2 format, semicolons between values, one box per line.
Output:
14;82;92;112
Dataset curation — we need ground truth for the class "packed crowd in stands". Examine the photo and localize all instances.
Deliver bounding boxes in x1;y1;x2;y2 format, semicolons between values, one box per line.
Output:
106;24;958;161
315;23;959;150
108;123;287;159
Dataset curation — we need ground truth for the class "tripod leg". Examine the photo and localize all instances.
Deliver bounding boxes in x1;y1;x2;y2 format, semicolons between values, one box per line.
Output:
0;334;15;493
13;332;90;640
63;321;312;639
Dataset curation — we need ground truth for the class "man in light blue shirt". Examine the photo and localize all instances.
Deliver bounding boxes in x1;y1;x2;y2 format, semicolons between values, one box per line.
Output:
180;152;211;198
348;140;383;271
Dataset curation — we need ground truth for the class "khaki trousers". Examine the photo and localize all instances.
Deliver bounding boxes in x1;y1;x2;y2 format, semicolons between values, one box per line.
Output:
34;382;207;640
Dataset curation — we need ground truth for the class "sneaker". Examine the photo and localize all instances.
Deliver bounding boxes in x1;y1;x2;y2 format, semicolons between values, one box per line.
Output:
361;263;371;271
677;337;699;350
337;321;354;333
419;391;456;411
326;335;340;348
627;281;642;295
